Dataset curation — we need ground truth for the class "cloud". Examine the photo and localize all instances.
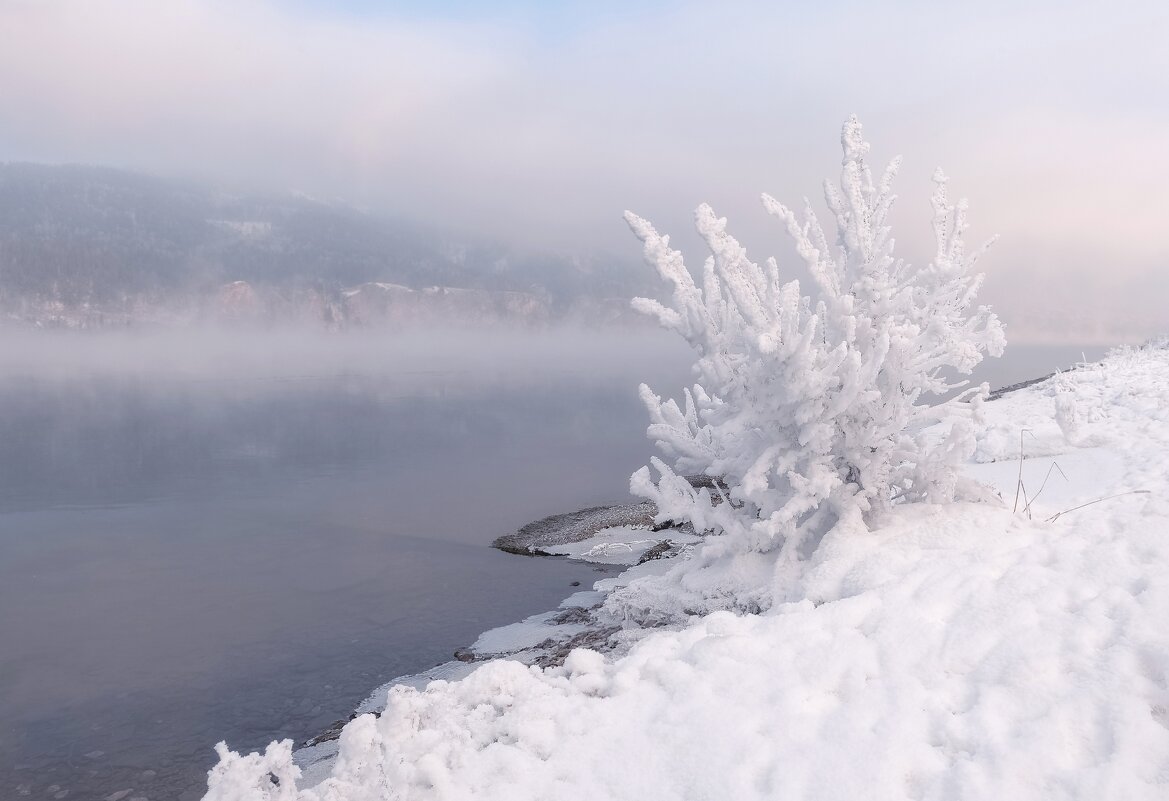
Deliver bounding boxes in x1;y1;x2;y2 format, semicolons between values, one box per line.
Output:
1;0;1167;340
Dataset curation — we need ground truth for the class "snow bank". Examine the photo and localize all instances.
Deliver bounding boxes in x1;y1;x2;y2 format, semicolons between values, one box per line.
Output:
206;344;1169;800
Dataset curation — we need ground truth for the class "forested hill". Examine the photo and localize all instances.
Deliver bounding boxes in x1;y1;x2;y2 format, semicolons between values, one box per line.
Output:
0;163;651;328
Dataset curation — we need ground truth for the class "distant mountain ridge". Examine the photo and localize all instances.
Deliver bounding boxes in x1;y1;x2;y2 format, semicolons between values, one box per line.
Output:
0;163;653;328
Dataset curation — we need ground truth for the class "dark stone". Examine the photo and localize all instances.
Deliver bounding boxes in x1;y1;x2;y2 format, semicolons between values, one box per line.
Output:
551;606;593;625
636;540;676;564
304;712;358;746
491;476;725;557
491;501;657;555
531;626;623;669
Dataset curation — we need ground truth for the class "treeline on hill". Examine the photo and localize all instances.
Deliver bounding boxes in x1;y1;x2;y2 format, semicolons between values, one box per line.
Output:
0;163;651;323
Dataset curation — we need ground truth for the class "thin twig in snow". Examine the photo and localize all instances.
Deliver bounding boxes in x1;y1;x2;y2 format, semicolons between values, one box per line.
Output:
1012;428;1035;514
1022;461;1069;518
1045;490;1151;523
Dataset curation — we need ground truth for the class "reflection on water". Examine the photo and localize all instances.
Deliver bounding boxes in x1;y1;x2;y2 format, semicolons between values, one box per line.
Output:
0;330;1117;800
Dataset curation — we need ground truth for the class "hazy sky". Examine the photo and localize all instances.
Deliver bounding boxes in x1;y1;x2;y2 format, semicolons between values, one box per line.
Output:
2;0;1167;342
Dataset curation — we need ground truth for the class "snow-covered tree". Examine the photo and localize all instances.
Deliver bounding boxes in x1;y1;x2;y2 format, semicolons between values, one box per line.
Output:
625;116;1005;562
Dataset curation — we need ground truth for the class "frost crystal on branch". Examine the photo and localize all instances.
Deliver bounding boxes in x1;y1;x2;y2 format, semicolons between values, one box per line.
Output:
626;116;1005;561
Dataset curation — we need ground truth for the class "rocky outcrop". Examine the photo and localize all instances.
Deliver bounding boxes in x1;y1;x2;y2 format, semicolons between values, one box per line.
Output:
492;502;658;556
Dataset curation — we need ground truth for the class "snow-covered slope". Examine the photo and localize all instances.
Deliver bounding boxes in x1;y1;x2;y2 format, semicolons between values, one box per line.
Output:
205;344;1169;800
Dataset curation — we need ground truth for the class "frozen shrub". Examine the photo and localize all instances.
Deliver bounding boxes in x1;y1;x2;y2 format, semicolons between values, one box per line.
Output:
625;116;1005;562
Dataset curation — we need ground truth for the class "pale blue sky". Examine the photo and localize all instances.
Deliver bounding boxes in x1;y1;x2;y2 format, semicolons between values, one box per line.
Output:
288;1;671;22
1;0;1167;340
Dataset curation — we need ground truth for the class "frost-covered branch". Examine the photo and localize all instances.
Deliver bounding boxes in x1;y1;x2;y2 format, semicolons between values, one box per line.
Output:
626;116;1005;562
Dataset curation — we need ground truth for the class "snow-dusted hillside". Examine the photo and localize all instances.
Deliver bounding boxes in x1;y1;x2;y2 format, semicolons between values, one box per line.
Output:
0;164;655;329
206;342;1169;800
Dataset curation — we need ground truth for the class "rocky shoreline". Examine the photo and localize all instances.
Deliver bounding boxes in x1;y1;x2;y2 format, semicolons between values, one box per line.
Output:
490;501;657;556
288;373;1067;785
291;497;705;783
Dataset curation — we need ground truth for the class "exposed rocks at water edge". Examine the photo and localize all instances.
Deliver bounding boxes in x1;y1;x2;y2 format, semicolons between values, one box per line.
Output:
491;501;658;555
298;492;713;755
490;475;726;557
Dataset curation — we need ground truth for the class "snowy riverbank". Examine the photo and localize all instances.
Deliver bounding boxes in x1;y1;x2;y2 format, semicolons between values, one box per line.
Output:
206;342;1169;800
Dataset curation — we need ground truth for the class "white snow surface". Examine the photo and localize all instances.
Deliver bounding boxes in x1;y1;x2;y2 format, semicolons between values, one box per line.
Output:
541;525;701;566
470;612;588;656
206;345;1169;800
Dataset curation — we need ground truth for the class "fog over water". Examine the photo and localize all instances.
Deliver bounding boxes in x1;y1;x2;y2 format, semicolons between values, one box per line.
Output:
0;327;692;801
5;1;1167;342
0;326;1114;800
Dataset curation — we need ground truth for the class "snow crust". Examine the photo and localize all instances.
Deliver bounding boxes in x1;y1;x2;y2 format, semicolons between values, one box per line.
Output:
470;612;589;656
539;525;701;566
206;345;1169;800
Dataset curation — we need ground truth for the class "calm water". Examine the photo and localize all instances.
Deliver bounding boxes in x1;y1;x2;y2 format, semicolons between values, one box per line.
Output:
0;330;1115;800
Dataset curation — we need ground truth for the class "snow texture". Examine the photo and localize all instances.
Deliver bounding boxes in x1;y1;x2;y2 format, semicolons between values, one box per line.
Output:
624;116;1004;578
206;342;1169;800
470;612;591;656
538;525;701;566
